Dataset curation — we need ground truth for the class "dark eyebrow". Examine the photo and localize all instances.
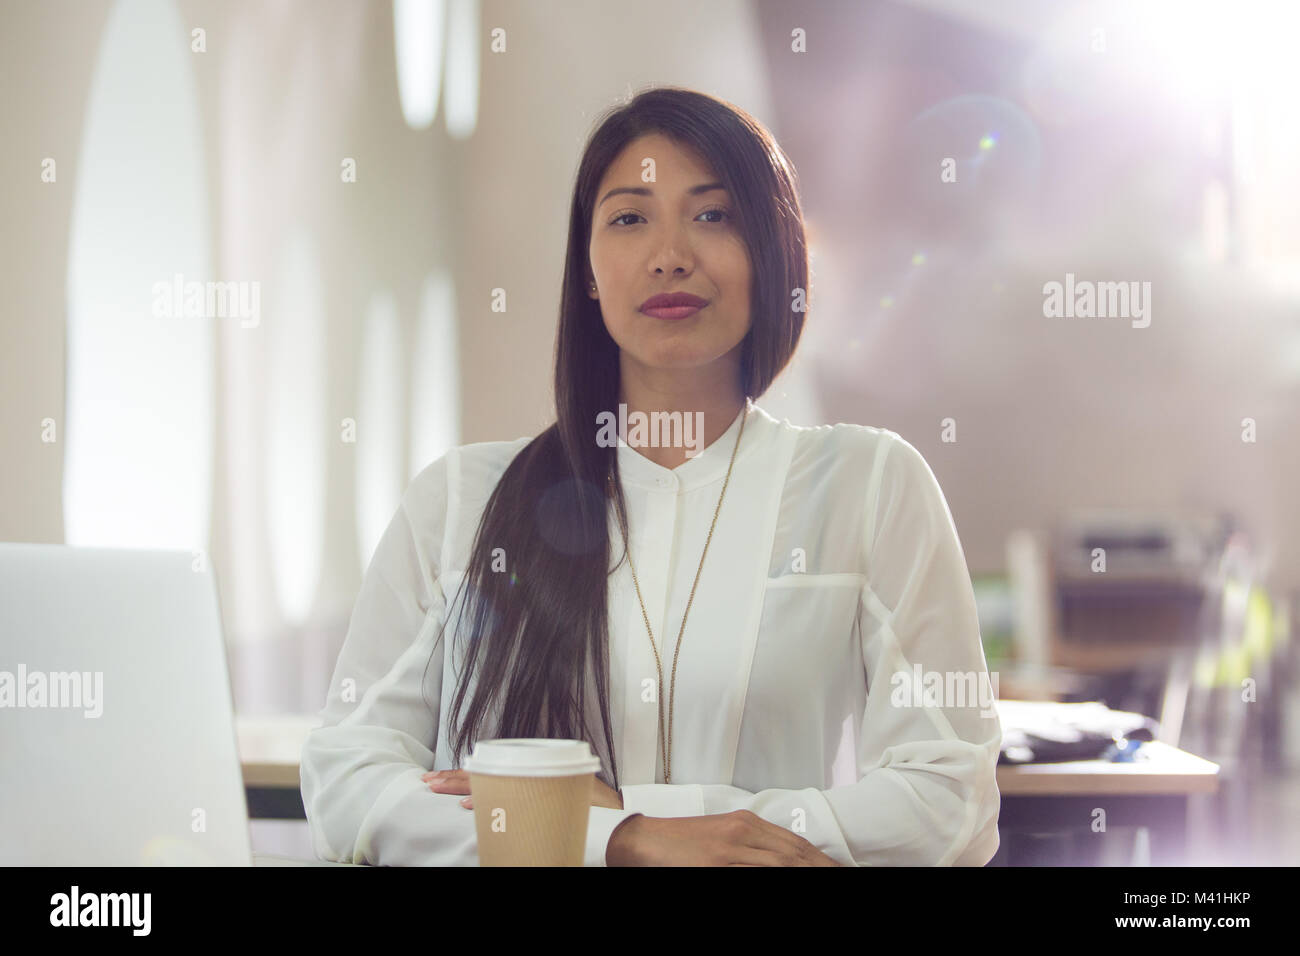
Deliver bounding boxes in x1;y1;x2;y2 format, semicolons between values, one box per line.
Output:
597;182;727;208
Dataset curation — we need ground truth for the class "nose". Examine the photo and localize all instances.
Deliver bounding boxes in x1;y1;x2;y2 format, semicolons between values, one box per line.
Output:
646;225;694;279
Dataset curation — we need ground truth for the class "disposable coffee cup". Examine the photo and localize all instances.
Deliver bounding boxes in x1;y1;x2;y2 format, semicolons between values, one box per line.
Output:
463;739;602;866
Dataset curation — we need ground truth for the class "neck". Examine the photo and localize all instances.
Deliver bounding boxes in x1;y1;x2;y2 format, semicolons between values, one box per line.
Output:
616;359;746;470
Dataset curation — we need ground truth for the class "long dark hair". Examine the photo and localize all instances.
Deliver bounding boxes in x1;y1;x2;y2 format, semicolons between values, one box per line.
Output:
425;86;809;789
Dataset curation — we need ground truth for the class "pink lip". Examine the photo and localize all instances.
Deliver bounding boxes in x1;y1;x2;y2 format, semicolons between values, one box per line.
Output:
639;292;708;320
642;304;703;320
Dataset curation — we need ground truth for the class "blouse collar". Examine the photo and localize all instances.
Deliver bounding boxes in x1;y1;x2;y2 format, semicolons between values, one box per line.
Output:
613;398;782;493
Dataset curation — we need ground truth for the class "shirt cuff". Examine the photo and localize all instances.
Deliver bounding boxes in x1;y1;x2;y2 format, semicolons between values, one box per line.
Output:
584;806;643;867
619;783;706;817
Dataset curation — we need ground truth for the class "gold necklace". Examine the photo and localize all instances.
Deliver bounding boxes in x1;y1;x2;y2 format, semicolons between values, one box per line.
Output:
607;398;750;784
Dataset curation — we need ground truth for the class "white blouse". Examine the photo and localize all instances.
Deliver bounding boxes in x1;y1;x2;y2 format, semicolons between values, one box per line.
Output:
300;401;1002;866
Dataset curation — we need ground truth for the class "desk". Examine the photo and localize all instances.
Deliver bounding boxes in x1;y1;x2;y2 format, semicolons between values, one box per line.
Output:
238;715;316;820
238;718;1219;865
993;741;1219;865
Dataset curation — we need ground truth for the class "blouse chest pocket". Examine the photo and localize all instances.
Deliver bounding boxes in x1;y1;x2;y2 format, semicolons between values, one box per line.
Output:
749;573;865;697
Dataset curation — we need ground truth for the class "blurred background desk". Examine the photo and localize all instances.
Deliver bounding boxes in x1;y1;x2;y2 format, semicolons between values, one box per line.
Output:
239;714;315;820
992;741;1219;866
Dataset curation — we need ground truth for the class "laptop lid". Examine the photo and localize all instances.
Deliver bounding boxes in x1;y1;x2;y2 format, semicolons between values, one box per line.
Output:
0;543;252;865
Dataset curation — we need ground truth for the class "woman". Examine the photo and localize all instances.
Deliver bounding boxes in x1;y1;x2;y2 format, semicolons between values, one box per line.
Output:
300;86;1002;867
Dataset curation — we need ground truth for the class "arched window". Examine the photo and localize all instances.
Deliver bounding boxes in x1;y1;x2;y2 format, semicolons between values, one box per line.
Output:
393;0;479;137
408;271;460;483
393;0;443;131
355;291;405;571
264;228;326;625
64;0;213;551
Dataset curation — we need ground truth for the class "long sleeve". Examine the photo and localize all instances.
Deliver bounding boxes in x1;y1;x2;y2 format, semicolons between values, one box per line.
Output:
618;432;1002;866
300;451;641;866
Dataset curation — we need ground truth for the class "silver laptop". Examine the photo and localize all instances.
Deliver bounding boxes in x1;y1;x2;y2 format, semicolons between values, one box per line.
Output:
0;543;254;865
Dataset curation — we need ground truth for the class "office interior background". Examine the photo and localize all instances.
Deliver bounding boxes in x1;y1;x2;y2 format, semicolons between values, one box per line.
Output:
2;0;1298;864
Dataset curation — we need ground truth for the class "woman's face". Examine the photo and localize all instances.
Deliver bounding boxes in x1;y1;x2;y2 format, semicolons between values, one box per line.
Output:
588;133;751;379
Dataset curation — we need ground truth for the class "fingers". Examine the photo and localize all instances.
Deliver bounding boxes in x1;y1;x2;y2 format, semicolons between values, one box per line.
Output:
421;769;468;786
726;845;814;867
736;813;810;854
421;769;472;806
734;813;839;866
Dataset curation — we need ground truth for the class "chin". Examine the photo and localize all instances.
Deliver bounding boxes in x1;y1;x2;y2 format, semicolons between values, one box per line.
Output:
639;346;727;369
619;328;745;370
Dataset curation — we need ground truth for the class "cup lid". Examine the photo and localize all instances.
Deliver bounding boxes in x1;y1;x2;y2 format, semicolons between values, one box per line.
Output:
462;739;602;777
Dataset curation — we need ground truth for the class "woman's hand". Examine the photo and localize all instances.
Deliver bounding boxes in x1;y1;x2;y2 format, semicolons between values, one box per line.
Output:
608;811;846;866
422;769;474;807
422;769;624;811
